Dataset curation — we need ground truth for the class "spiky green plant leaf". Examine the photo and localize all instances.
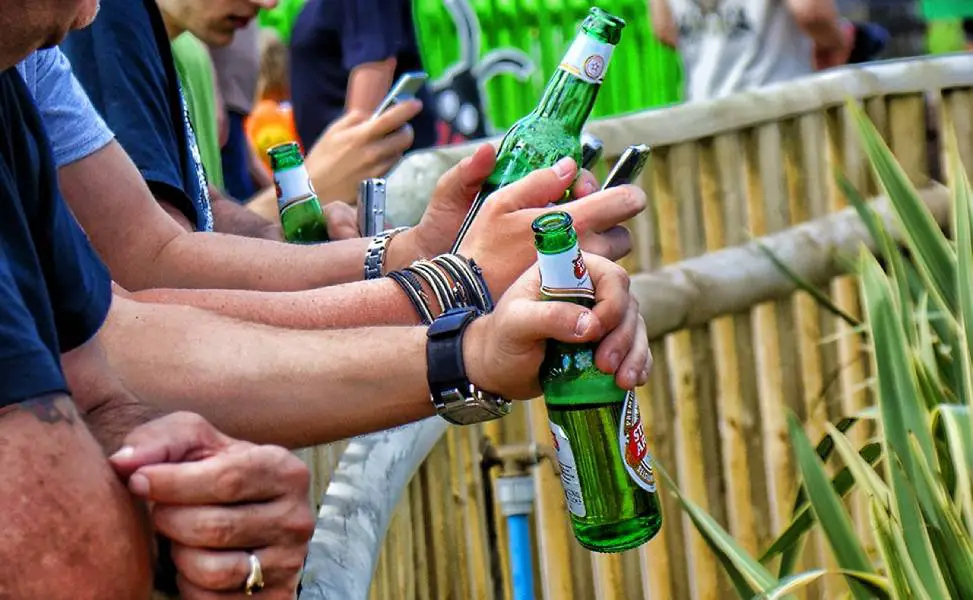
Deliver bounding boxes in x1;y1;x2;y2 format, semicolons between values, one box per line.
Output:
786;413;874;599
755;568;890;600
655;461;778;596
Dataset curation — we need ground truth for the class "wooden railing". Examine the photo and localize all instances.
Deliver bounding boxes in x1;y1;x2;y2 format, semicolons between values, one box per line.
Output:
298;54;973;600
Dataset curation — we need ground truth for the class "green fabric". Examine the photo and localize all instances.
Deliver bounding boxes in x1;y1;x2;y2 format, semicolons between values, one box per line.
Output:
258;0;307;44
171;32;225;191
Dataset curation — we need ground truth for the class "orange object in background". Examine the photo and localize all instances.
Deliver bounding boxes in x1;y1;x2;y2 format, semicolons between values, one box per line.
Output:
245;99;300;176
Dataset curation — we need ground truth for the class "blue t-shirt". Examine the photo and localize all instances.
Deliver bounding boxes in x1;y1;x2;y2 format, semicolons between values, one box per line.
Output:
60;0;213;232
0;68;112;408
289;0;437;151
16;48;115;168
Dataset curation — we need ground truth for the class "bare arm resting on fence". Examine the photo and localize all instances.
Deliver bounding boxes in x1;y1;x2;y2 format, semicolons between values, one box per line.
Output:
103;255;650;448
128;153;643;330
649;0;678;48
0;394;156;599
785;0;851;69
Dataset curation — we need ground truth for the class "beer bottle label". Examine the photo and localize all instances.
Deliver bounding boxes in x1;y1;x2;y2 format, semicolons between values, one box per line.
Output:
537;242;595;301
559;34;614;85
274;165;316;209
549;421;587;517
618;391;657;493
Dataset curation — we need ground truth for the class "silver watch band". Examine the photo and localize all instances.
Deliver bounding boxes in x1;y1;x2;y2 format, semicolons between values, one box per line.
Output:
432;383;511;425
364;226;409;280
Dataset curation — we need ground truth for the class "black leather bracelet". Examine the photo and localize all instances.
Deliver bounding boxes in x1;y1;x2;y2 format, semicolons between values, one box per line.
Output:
387;270;433;324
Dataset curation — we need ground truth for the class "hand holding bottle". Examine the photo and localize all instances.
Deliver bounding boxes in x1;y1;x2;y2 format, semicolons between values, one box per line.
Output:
451;156;645;297
461;252;650;401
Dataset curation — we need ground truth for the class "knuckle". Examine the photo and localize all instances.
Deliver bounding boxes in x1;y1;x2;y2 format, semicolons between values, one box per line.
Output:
213;463;248;502
201;512;238;547
287;505;317;542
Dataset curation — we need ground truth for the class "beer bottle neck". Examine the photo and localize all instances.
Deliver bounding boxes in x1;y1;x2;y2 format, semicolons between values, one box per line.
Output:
533;33;613;134
534;71;600;134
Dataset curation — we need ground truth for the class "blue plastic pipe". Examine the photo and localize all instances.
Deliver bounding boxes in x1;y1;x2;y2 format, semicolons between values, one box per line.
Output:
506;513;536;600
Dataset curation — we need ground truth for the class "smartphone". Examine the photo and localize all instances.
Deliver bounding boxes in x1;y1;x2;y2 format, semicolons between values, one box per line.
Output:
581;132;605;170
601;144;651;190
358;178;387;237
372;71;429;119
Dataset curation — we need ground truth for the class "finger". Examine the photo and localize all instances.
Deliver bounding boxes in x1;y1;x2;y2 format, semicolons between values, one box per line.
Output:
371;126;415;163
108;412;232;479
571;169;599;199
173;545;306;593
580;225;632;261
594;296;639;376
565;184;646;235
323;201;359;239
586;254;630;335
153;497;315;549
371;99;423;136
613;314;652;390
129;444;310;505
429;144;496;211
492;157;577;211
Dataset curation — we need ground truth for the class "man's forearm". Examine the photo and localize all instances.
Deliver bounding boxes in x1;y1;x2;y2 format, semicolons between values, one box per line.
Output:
210;186;283;240
125;276;425;329
102;294;434;448
346;58;397;113
787;0;844;50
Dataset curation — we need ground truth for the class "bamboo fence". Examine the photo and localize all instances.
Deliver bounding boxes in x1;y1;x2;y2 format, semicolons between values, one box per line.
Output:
296;54;973;600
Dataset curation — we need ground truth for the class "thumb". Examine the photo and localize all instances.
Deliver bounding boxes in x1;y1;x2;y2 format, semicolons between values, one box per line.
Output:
504;297;606;348
432;144;496;210
108;412;230;480
493;157;577;212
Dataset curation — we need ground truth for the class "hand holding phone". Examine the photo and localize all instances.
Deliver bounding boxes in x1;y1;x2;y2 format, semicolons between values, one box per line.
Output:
372;71;429;119
601;144;651;190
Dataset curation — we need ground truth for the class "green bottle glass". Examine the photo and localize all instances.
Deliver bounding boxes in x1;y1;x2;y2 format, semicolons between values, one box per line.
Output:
533;211;662;553
268;142;329;243
450;7;625;252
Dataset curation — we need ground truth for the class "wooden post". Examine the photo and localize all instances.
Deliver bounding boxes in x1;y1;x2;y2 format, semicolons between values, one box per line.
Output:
656;142;721;600
697;134;759;557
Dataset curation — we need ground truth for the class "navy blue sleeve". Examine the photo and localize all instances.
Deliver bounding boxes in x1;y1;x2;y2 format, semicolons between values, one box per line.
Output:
59;0;195;220
338;0;410;70
44;192;113;353
0;244;68;408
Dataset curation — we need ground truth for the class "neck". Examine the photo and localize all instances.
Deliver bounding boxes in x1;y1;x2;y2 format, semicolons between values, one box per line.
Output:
157;7;184;40
534;69;600;134
0;16;44;71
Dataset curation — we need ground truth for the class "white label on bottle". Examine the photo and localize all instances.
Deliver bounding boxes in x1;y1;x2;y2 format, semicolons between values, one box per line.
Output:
618;391;657;493
537;241;595;300
274;165;315;209
559;35;614;84
549;421;587;517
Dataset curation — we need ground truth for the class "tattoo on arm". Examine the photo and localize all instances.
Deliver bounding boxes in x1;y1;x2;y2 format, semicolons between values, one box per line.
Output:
0;393;78;425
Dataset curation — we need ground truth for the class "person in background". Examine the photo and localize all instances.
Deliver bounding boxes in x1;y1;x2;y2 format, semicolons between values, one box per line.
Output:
649;0;852;102
209;20;273;201
289;0;438;155
965;19;973;51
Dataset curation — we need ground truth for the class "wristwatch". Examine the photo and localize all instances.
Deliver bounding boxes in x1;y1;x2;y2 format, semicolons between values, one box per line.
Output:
426;306;511;425
364;226;409;280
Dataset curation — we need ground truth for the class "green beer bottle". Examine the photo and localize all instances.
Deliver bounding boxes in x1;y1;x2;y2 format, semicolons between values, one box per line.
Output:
451;7;625;252
268;142;329;243
533;211;662;553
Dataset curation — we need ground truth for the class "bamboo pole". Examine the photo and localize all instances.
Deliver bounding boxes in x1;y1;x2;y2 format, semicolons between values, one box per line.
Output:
745;123;796;535
656;142;720;600
629;184;951;343
698;134;759;556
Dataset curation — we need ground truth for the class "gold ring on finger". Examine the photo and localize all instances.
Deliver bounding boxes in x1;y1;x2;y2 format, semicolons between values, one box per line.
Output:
244;552;265;596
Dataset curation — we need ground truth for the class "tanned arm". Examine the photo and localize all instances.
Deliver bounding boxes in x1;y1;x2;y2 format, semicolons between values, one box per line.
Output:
102;293;434;447
208;183;283;240
0;394;155;599
58;141;383;291
649;0;678;47
346;57;397;114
